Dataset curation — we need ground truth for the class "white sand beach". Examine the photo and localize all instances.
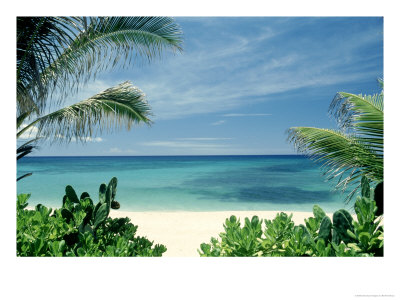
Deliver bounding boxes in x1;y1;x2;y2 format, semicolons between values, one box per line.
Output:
109;210;334;257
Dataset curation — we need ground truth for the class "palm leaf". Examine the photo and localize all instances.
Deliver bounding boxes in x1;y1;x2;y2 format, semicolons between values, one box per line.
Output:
287;127;383;200
287;81;383;201
17;111;33;129
17;17;183;114
16;138;39;180
17;137;40;159
43;17;183;102
17;17;81;114
17;173;33;182
17;81;152;143
330;92;383;156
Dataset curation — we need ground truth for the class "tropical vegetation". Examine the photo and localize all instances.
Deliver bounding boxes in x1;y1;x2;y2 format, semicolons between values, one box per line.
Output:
17;177;166;256
17;17;183;179
199;82;384;257
287;81;383;202
16;17;183;256
199;176;383;257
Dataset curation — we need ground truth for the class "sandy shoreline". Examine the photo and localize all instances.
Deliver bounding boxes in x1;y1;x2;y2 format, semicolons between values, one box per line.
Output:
109;210;334;257
24;207;335;256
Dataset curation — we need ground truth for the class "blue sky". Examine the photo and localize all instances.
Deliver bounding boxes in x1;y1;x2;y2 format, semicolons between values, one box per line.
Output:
22;17;383;156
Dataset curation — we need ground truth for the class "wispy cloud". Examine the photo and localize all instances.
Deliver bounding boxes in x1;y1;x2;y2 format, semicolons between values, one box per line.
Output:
138;139;270;155
108;147;137;154
211;120;226;126
53;135;104;143
17;122;104;143
71;137;103;142
138;139;237;155
140;141;229;149
121;18;382;121
175;137;233;141
222;113;272;117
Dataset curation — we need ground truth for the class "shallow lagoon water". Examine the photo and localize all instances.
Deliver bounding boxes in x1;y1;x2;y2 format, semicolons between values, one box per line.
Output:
17;155;355;212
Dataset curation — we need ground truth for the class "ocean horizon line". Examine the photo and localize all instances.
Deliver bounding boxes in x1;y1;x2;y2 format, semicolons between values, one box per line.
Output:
24;154;305;158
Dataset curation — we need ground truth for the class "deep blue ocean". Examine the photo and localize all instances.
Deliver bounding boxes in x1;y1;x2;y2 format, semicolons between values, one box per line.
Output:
17;155;354;212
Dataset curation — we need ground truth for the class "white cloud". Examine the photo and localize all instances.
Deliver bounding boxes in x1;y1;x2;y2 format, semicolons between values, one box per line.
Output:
140;141;229;149
175;137;233;141
108;147;137;154
70;137;103;142
138;139;238;155
211;120;226;126
17;123;39;140
62;19;381;123
138;139;272;155
125;20;382;121
44;135;104;143
222;113;272;117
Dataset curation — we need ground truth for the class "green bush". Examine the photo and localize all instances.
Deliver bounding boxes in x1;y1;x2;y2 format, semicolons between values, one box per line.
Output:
199;178;383;257
17;178;167;257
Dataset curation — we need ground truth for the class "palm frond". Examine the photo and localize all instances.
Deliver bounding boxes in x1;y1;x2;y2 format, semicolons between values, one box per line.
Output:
287;127;383;197
330;92;383;157
18;82;152;144
17;147;35;160
42;17;183;104
17;111;33;129
17;137;40;158
17;17;183;114
16;138;38;183
17;173;33;181
287;80;384;202
17;17;81;114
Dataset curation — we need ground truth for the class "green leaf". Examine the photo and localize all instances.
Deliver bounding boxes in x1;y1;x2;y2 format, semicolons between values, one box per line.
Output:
77;248;86;257
316;239;325;253
58;240;66;253
318;216;332;242
65;185;79;203
108;177;118;201
80;192;90;200
200;243;211;254
347;243;361;252
93;203;109;229
17;193;31;210
99;183;107;204
61;208;74;223
359;232;371;246
361;176;371;198
346;229;357;240
313;205;326;222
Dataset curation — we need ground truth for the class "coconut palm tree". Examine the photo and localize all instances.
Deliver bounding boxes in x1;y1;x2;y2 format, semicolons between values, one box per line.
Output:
17;17;183;179
287;80;383;201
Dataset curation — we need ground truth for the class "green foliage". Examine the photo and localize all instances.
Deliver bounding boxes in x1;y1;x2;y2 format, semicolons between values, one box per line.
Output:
199;178;383;257
318;216;332;243
17;178;166;257
332;209;355;244
349;195;384;256
287;82;383;200
16;17;183;180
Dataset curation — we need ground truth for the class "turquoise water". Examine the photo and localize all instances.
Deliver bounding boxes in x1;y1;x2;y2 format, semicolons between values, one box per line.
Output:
17;155;354;212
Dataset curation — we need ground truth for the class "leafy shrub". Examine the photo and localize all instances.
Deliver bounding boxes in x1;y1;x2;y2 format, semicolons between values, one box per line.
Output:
199;177;383;257
17;178;167;257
